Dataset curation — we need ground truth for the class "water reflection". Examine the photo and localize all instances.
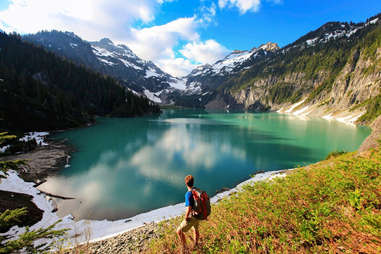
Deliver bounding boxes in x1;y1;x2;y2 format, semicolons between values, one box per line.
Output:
39;111;370;220
129;125;247;186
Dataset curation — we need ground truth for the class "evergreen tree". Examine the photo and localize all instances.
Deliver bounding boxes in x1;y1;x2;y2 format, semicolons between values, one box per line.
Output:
0;209;66;254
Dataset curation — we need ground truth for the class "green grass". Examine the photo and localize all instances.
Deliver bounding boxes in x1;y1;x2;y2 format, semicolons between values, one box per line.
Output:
149;147;381;253
325;150;347;160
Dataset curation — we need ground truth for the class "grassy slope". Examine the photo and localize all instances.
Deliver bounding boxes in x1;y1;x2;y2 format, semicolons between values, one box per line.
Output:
149;146;381;253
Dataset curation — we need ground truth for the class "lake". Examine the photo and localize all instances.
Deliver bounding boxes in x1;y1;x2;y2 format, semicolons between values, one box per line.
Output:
39;110;371;220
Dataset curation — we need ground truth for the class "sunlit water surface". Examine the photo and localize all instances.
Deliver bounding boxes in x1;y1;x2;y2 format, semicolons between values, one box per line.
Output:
39;110;370;220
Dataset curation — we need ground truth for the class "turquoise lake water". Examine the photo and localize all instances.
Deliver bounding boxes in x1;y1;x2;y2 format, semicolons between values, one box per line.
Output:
39;110;371;220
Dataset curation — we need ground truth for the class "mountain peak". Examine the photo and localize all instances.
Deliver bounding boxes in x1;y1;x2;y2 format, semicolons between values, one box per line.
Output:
63;31;80;39
232;50;247;54
99;38;114;45
258;42;279;51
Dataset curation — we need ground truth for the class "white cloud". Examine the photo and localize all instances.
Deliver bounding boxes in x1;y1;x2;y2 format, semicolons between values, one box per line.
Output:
124;17;200;77
158;57;196;77
0;0;227;77
218;0;281;14
0;0;157;40
198;2;217;25
157;0;176;3
218;0;261;13
129;125;246;186
125;21;229;76
126;17;198;61
180;40;229;65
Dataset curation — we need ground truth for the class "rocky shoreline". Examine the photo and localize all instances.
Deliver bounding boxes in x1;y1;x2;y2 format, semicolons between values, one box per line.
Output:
66;223;160;254
359;115;381;152
0;136;74;231
0;137;74;183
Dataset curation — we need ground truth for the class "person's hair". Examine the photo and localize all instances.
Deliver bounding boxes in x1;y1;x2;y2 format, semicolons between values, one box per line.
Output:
184;175;194;187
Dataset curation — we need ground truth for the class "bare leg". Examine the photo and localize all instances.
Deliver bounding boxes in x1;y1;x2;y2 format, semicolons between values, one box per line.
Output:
192;227;199;249
176;228;187;251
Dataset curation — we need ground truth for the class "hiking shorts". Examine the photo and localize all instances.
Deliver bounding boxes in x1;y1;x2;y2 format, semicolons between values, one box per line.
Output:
177;217;200;233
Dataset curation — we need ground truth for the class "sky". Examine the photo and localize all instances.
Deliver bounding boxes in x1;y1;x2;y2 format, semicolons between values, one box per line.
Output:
0;0;380;77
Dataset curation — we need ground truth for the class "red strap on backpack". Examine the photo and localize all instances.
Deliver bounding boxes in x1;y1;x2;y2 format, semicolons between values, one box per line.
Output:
192;189;201;216
201;192;208;219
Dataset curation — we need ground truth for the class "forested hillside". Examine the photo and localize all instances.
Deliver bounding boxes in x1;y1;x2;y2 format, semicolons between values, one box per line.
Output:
0;33;160;131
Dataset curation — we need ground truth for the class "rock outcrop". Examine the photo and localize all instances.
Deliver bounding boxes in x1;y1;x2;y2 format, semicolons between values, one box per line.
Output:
359;115;381;152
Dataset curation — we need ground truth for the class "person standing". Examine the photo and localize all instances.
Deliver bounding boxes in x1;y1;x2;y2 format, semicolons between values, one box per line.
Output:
176;175;200;251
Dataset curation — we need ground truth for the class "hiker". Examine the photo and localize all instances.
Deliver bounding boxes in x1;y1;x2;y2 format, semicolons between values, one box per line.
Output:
176;175;211;251
176;175;200;251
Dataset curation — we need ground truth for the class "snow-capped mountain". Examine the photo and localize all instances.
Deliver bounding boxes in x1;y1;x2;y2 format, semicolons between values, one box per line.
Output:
189;42;279;78
21;13;380;108
23;31;187;104
184;42;279;93
284;16;380;50
22;31;282;106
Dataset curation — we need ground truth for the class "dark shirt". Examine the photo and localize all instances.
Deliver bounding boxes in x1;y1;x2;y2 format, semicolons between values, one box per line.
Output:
185;190;194;208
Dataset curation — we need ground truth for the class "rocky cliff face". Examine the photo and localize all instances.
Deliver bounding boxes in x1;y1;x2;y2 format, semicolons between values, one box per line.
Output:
358;115;381;152
229;48;380;122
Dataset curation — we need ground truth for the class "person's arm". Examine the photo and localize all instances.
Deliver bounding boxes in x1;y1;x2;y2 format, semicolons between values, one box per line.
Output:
184;206;192;221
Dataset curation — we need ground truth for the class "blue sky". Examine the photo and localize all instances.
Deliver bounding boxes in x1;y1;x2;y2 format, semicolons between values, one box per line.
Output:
0;0;380;76
154;0;381;49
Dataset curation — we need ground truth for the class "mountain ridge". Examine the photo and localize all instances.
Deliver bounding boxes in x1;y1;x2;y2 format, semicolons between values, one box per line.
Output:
23;31;282;106
24;31;184;104
21;13;381;124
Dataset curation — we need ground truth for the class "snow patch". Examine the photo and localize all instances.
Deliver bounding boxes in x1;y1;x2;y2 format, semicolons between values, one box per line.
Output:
323;114;334;120
322;112;364;125
346;28;359;38
212;50;253;74
0;145;10;153
293;105;310;116
368;18;379;25
143;89;161;103
306;37;318;46
145;68;161;78
336;113;364;125
92;46;114;57
69;43;78;48
19;132;49;146
185;81;202;94
127;88;141;96
285;99;306;113
191;46;270;78
98;58;116;66
119;58;143;70
169;78;186;90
